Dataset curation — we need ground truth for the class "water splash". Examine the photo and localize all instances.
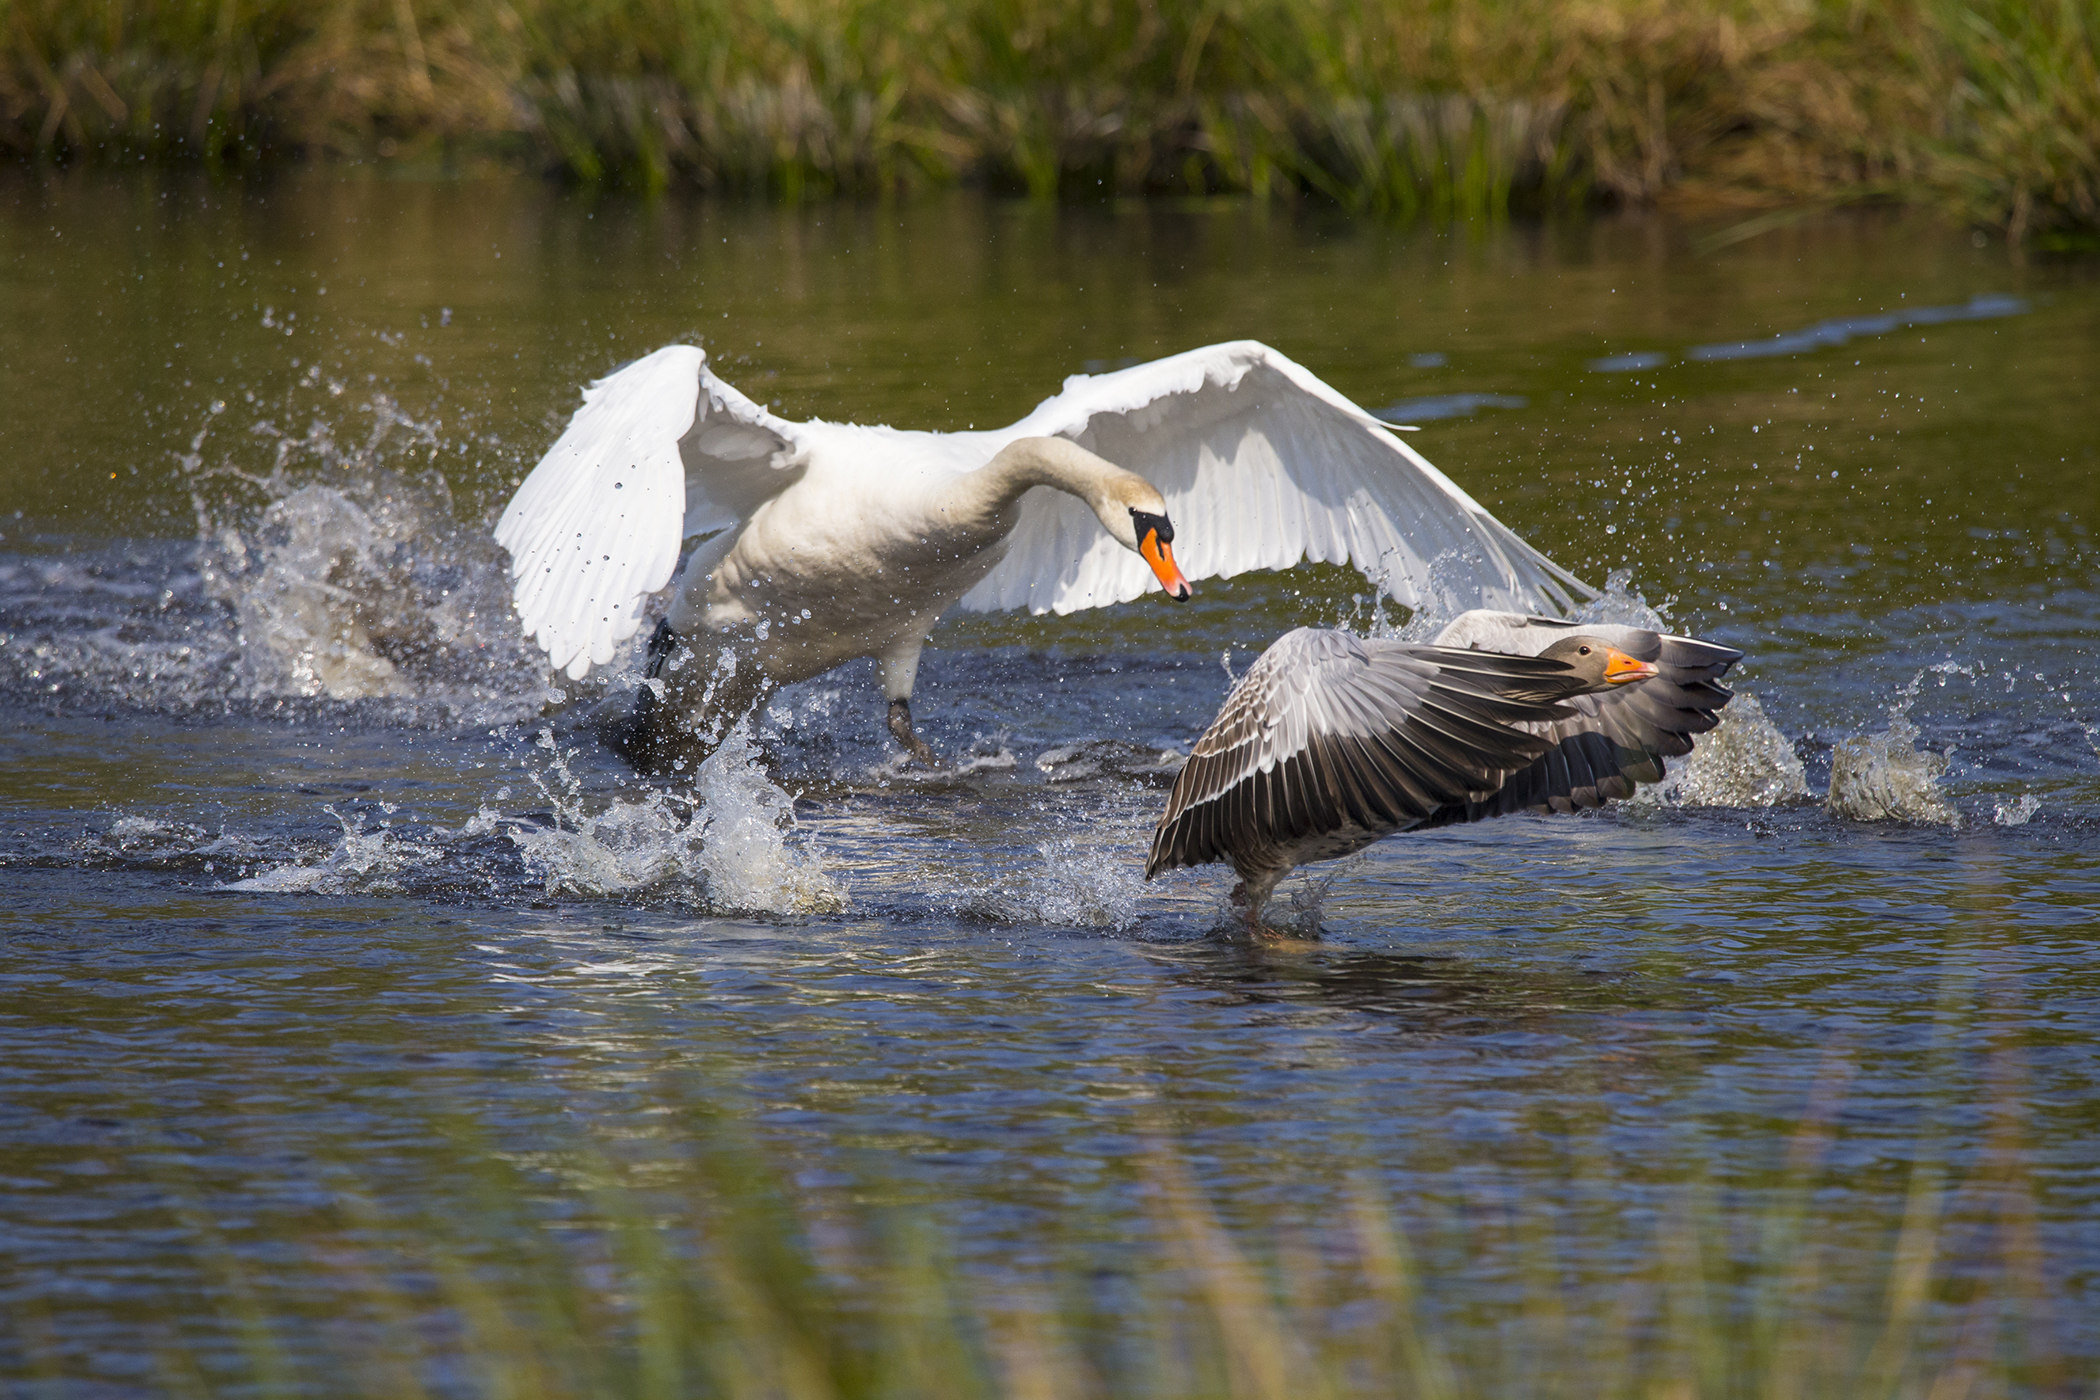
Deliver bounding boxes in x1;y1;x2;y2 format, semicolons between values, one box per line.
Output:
188;396;557;724
1567;568;1672;631
939;835;1145;930
233;804;446;894
864;745;1019;785
1274;857;1363;937
504;725;845;914
1825;666;1969;826
87;816;275;875
1994;794;2041;827
0;539;244;712
225;724;845;914
1015;837;1146;930
1203;856;1363;938
1645;693;1810;808
1348;564;1673;643
2053;685;2100;769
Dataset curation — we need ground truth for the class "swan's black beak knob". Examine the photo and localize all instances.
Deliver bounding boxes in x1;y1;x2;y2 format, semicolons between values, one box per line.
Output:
1133;511;1191;601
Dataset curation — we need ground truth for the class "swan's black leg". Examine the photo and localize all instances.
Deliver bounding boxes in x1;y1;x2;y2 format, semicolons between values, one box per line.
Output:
601;620;685;773
643;618;679;678
886;698;943;769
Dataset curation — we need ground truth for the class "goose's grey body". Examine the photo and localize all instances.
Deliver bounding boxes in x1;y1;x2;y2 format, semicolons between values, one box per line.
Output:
1145;611;1742;928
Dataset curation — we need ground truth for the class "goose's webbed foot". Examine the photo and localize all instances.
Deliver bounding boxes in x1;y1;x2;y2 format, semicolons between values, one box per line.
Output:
1228;878;1300;939
887;698;944;769
1228;881;1266;937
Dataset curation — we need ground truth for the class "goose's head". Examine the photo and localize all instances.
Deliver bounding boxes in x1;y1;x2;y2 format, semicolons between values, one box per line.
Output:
1098;477;1193;603
1539;635;1659;689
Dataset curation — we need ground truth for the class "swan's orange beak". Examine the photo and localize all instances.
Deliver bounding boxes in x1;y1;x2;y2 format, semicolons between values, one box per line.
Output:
1140;528;1192;602
1604;647;1659;684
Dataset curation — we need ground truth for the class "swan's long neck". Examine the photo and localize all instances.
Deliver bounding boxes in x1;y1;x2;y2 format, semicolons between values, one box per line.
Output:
961;436;1144;526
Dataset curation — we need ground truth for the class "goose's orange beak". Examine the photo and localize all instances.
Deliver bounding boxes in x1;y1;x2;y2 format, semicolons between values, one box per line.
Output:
1140;528;1192;602
1604;647;1659;684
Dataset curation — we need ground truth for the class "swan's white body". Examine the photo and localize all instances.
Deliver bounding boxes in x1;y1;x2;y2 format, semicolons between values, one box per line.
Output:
495;340;1592;755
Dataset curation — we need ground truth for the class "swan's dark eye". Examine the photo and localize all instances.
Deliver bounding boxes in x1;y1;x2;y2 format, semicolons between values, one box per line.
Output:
1130;508;1173;544
1579;645;1592;655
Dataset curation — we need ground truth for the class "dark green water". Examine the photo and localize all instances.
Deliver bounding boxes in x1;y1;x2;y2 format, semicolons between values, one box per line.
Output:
1;173;2096;1394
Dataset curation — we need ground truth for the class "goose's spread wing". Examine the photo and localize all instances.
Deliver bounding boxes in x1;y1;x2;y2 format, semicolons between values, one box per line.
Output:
957;341;1590;617
1146;629;1603;878
495;346;805;679
1424;611;1742;819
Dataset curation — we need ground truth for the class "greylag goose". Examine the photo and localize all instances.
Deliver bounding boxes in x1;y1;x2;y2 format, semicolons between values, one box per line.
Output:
1146;612;1743;931
496;342;1590;769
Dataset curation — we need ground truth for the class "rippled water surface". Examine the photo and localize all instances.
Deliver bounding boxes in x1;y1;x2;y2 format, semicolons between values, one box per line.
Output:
2;175;2097;1393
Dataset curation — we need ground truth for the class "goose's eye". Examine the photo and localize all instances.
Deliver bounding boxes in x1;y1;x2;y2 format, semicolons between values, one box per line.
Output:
1578;645;1592;655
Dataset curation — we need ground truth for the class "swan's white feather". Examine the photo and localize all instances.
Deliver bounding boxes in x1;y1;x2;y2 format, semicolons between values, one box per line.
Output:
497;339;1589;683
956;341;1588;617
495;346;802;680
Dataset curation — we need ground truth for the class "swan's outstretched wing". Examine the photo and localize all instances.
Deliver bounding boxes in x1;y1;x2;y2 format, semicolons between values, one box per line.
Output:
1423;611;1742;819
495;346;805;679
1145;629;1602;879
956;341;1590;617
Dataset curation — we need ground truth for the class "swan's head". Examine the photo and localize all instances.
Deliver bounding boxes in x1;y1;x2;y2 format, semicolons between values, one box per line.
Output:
1539;635;1659;689
995;437;1193;602
1098;479;1192;603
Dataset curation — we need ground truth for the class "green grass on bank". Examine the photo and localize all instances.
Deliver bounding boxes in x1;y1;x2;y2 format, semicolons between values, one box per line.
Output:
3;0;2096;238
5;1068;2084;1399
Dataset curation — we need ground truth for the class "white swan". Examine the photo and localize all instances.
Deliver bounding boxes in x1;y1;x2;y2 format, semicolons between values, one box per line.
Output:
495;340;1592;767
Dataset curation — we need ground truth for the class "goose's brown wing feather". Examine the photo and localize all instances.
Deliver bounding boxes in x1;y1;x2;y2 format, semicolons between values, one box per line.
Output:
1146;629;1603;879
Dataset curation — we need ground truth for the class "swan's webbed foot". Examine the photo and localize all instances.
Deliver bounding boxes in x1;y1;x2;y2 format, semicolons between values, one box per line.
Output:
886;698;944;769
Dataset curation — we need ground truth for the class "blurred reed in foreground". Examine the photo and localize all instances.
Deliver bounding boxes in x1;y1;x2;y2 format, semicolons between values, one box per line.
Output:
4;1067;2080;1398
2;0;2095;238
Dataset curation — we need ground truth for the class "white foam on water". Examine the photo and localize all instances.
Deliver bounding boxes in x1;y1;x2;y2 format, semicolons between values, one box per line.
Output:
1825;666;1969;826
231;805;444;894
862;745;1019;784
105;815;213;855
224;725;844;914
1641;693;1810;808
93;815;275;868
503;725;845;915
1994;794;2041;827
